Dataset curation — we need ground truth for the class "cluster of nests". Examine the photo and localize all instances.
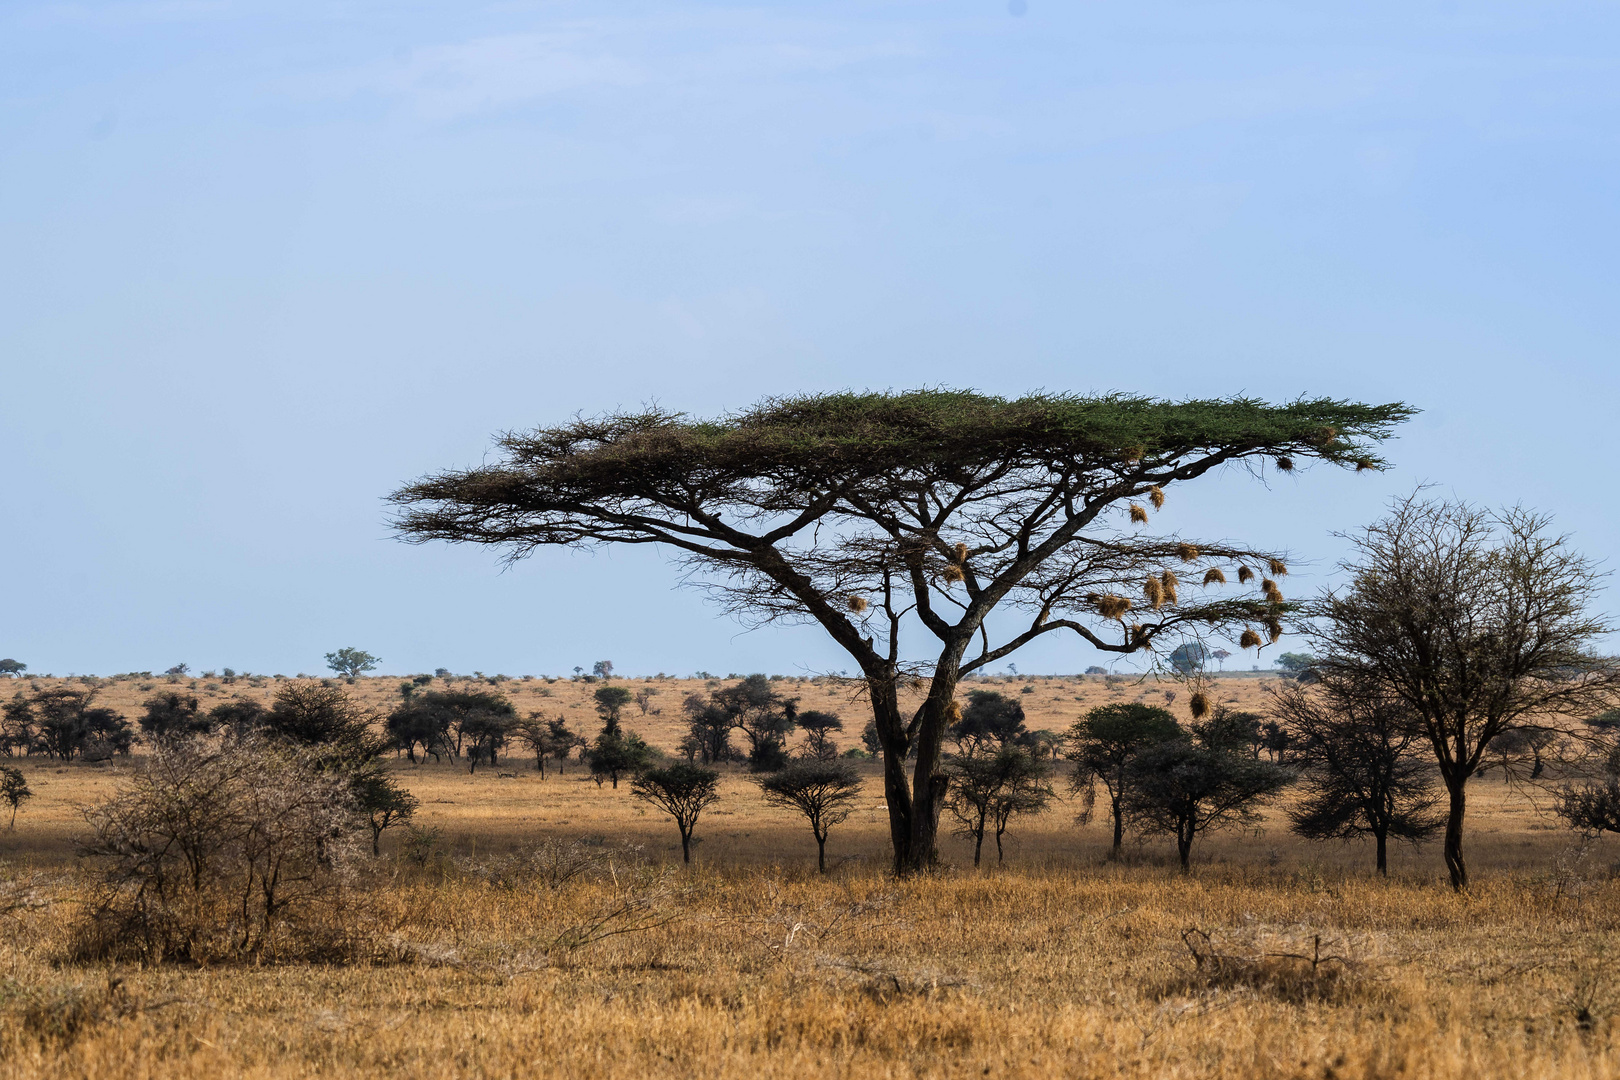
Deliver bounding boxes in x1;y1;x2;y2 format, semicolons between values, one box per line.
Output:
841;483;1300;655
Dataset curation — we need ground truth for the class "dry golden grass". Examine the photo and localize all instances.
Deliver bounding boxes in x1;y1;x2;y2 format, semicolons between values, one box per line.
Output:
0;673;1616;1077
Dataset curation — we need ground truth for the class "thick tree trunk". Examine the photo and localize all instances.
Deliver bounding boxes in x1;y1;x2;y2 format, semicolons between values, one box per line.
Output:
1177;834;1193;872
1443;776;1468;892
1375;829;1387;876
680;828;691;864
973;830;984;867
817;834;827;874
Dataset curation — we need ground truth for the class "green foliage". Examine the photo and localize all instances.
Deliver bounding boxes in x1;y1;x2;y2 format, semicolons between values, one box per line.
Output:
139;692;212;739
0;660;25;678
755;759;864;871
593;685;634;723
1168;643;1209;675
324;648;380;678
1065;703;1182;854
1276;652;1317;674
1124;739;1293;871
0;765;31;828
945;746;1055;866
631;763;721;863
950;690;1031;755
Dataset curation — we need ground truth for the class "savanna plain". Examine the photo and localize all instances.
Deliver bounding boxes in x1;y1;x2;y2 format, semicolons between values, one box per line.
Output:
2;671;1617;1079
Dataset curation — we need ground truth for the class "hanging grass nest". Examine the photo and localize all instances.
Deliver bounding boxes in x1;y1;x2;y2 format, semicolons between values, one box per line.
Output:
1239;628;1263;650
1276;456;1295;473
1268;558;1289;577
1149;486;1166;510
847;595;869;613
953;542;969;564
944;698;962;723
1202;567;1228;586
1355;458;1376;472
1176;543;1200;562
1124;445;1146;462
1129;504;1149;524
1143;576;1166;609
1096;595;1132;620
1237;566;1255;584
1264;616;1284;643
1189;691;1210;719
1160;571;1179;605
1129;623;1152;649
1262;579;1284;603
1311;426;1339;447
942;563;965;584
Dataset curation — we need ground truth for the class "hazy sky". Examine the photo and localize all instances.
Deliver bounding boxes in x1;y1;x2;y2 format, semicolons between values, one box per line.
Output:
4;1;1617;678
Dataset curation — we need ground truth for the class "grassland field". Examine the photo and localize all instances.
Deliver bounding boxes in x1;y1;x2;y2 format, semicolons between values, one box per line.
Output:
0;672;1617;1079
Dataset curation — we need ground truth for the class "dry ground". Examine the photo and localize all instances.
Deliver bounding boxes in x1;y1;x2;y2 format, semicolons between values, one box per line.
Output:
0;674;1617;1077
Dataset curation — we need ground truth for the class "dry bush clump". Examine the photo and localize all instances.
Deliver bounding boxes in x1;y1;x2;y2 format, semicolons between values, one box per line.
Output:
71;737;379;964
1167;926;1374;1005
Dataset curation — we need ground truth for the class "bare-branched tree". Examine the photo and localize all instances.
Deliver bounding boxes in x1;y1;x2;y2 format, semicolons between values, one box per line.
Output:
1308;494;1620;891
390;389;1410;874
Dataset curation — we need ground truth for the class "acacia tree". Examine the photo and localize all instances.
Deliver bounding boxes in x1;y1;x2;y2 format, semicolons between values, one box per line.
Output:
1309;495;1620;891
756;759;864;871
1267;678;1440;875
945;745;1055;866
1125;732;1292;872
1065;702;1182;858
390;389;1409;874
631;763;721;863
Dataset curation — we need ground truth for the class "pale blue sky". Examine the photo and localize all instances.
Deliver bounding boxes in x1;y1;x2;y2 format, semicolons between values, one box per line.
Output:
3;1;1617;677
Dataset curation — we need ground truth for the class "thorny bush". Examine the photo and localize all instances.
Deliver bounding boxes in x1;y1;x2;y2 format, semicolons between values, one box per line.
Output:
73;736;375;964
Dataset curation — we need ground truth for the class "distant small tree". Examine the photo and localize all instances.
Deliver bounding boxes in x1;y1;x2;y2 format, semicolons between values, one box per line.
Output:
796;710;844;760
0;766;31;828
350;771;419;855
461;710;514;774
1125;733;1292;872
682;693;733;763
756;760;864;871
324;648;381;679
949;691;1031;756
1210;649;1231;671
0;660;25;678
587;711;652;788
1486;726;1559;783
263;684;374;747
631;764;720;863
945;747;1054;866
1065;703;1182;857
386;700;452;762
1168;643;1209;675
165;664;189;677
712;675;797;771
593;685;634;724
634;687;660;715
208;699;267;737
592;660;615;680
1276;652;1317;677
1269;679;1441;875
139;692;212;740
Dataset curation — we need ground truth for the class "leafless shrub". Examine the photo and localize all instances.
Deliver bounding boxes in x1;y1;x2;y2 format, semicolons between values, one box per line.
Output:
72;736;374;964
548;863;684;953
1;976;181;1047
1169;927;1370;1004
